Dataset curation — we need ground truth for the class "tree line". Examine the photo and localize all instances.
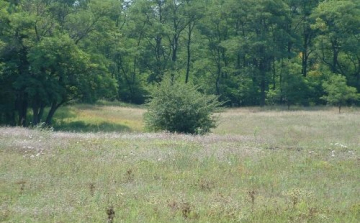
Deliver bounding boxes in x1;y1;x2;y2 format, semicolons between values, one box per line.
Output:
1;0;360;126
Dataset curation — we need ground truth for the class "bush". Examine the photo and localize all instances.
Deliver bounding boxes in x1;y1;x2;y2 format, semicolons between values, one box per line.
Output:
144;77;221;134
321;74;359;113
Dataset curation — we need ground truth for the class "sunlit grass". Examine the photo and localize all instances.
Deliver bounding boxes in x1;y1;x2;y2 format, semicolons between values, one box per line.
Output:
52;104;145;132
214;106;360;148
1;106;359;222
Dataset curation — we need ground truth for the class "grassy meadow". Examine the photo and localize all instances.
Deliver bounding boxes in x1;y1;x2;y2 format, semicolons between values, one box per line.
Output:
1;104;360;222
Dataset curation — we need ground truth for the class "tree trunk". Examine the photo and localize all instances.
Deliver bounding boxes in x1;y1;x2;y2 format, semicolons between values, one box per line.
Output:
185;22;194;84
39;105;44;123
259;58;267;107
32;100;44;126
331;40;339;73
32;105;39;126
45;102;57;126
171;34;178;63
17;92;28;127
301;26;310;77
45;100;65;125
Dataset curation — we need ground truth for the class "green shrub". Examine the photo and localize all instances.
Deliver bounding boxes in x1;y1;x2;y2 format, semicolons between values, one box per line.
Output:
144;77;221;134
321;74;359;113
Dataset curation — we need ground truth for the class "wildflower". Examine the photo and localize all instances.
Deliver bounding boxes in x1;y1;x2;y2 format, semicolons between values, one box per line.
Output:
334;143;347;148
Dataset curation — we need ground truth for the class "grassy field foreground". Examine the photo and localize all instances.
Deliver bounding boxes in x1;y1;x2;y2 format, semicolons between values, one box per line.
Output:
1;106;360;222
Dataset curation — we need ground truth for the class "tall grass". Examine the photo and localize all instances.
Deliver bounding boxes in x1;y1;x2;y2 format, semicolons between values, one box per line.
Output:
1;106;359;222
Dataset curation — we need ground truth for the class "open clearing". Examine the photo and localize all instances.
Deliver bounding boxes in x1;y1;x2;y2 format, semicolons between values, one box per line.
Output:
1;106;360;222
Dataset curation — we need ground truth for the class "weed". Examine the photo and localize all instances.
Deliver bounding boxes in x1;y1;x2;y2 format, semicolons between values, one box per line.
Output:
106;206;115;223
167;200;178;212
289;189;300;208
248;190;256;212
15;180;26;194
0;206;10;222
125;169;134;182
196;178;214;191
89;183;95;197
181;202;191;219
350;203;360;217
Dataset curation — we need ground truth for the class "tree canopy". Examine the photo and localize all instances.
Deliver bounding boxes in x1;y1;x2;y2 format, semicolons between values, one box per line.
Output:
1;0;360;126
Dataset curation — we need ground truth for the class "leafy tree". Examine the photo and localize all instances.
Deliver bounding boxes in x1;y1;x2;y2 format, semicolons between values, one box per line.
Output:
267;61;311;108
279;61;311;107
311;0;360;90
0;0;41;126
202;0;295;106
0;0;116;126
287;0;321;77
197;0;232;96
246;0;294;106
321;74;359;113
28;34;116;125
107;0;150;104
179;0;204;83
144;76;221;134
2;0;360;126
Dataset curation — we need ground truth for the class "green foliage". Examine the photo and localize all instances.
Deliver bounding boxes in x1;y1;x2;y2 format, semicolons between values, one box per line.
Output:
268;61;312;107
321;74;359;112
2;0;360;128
221;74;257;106
0;65;16;125
0;0;117;126
144;77;221;134
311;0;360;90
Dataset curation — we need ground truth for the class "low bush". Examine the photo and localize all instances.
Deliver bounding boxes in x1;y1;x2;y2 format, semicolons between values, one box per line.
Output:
144;78;221;134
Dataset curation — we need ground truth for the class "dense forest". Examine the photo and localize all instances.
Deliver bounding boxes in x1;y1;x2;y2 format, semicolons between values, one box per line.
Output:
1;0;360;126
